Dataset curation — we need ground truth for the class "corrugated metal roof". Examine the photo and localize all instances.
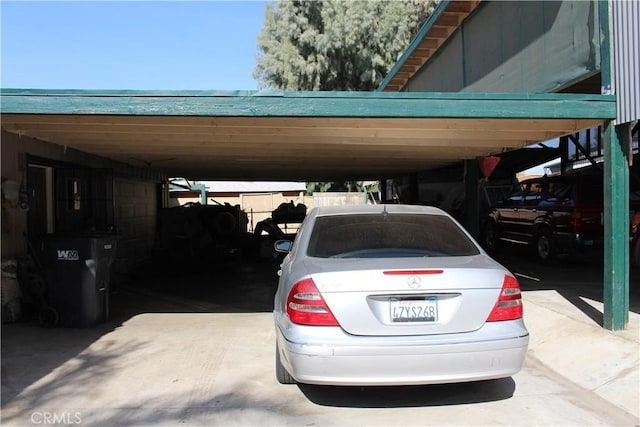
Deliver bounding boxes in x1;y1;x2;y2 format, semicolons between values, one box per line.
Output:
611;0;640;124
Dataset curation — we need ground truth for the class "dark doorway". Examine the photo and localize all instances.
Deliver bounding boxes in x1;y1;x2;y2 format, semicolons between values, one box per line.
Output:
27;164;52;239
28;161;115;239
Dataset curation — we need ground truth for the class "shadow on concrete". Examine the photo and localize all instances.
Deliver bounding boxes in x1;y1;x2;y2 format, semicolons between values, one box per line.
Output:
1;321;145;408
491;245;640;326
122;258;280;314
1;258;279;411
2;247;636;416
298;378;516;408
553;291;606;326
125;247;640;329
3;378;292;426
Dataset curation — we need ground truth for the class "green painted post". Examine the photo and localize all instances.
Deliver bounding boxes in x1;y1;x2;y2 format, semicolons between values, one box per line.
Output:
600;0;630;330
603;122;630;330
191;183;207;205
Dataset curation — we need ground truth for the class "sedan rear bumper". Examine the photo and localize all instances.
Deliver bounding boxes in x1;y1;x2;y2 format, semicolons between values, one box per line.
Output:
276;323;529;386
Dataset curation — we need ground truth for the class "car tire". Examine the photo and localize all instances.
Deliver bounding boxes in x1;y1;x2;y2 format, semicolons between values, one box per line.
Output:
275;344;296;384
481;222;499;253
39;306;59;328
535;228;557;263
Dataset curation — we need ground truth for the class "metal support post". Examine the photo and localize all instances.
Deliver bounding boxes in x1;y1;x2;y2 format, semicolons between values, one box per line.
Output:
464;159;480;239
409;173;419;204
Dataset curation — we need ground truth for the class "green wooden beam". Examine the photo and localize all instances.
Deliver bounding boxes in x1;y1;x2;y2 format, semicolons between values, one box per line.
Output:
0;89;616;120
600;0;629;331
603;122;630;330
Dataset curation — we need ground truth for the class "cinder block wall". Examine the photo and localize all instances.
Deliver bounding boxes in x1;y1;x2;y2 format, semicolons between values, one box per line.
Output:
113;178;157;286
313;192;367;207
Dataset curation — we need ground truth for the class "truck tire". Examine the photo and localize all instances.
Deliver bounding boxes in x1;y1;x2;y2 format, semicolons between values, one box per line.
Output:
481;222;499;253
535;228;557;263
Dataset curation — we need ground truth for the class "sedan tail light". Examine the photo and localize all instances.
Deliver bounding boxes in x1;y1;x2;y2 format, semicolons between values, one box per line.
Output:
287;278;339;326
486;275;523;322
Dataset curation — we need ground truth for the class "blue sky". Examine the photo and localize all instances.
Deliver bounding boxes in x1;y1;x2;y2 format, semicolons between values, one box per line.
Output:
1;1;268;90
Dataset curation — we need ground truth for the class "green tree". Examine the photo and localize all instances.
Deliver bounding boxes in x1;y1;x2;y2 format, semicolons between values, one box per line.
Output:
255;0;438;192
306;181;363;194
254;0;438;91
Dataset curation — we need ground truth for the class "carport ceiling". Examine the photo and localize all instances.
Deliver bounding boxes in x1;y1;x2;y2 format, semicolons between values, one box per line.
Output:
0;90;615;181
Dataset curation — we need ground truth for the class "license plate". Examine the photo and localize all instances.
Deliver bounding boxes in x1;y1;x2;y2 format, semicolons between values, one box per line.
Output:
390;297;438;322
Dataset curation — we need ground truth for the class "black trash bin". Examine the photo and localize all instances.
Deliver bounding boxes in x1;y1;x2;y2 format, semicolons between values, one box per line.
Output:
40;234;117;327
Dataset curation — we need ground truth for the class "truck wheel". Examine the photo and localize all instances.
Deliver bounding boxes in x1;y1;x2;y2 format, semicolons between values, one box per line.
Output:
535;228;557;263
482;222;499;253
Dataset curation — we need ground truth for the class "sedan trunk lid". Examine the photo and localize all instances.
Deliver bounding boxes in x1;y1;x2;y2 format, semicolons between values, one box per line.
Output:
303;256;508;336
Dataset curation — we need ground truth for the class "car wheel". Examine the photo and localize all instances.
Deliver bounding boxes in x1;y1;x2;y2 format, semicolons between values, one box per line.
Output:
535;228;557;263
275;344;296;384
39;306;59;328
482;222;499;253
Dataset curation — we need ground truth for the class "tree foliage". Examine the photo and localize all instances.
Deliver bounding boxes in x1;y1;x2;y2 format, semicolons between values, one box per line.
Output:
305;181;364;194
255;1;438;192
254;0;438;91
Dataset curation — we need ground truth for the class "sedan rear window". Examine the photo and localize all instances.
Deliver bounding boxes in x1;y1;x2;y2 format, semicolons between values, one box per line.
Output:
307;213;480;258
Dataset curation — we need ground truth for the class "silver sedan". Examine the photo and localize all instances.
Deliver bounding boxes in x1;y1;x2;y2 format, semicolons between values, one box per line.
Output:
273;204;529;386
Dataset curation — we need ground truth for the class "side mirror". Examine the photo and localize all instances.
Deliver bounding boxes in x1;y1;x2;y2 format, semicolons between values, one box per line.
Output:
274;240;293;254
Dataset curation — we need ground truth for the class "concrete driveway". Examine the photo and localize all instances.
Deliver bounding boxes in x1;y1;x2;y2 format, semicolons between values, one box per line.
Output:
2;255;639;426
